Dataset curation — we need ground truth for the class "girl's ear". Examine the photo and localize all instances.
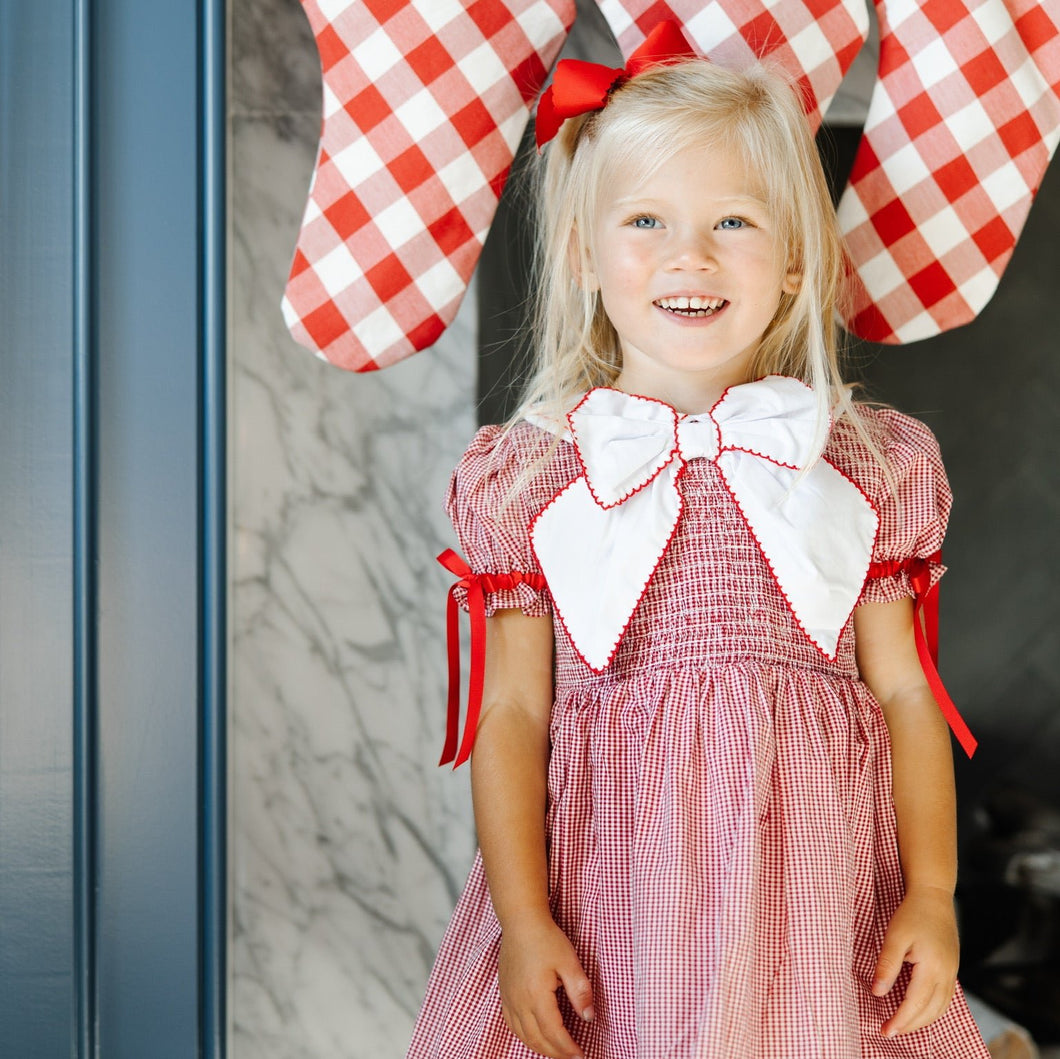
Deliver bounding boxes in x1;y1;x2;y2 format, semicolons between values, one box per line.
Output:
568;228;599;291
782;269;801;295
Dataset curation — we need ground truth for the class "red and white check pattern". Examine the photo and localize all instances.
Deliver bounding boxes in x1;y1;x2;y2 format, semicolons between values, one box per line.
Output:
840;0;1060;343
409;406;989;1058
282;0;573;371
285;0;1060;367
284;0;867;371
600;0;870;126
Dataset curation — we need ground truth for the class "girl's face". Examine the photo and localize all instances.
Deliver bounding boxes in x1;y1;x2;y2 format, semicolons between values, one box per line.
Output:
583;141;799;412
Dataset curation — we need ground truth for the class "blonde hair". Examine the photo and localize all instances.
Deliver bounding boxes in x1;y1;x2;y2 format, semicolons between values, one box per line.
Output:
514;57;866;462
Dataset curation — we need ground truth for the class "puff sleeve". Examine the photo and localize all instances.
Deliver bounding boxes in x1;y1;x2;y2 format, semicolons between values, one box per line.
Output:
848;409;976;756
859;409;953;605
444;423;553;618
437;424;558;767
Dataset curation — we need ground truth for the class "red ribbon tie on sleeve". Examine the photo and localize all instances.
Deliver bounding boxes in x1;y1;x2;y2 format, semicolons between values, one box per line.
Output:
866;551;977;758
436;549;547;768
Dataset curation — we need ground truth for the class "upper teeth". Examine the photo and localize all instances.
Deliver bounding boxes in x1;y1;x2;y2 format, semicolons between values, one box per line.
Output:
657;296;725;310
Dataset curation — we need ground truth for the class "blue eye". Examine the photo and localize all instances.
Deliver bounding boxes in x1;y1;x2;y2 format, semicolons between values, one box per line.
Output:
718;217;746;230
632;216;661;229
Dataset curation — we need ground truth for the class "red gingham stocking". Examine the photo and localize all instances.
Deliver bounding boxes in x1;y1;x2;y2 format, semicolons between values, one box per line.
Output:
598;0;870;127
282;0;573;371
284;0;1060;369
838;0;1060;343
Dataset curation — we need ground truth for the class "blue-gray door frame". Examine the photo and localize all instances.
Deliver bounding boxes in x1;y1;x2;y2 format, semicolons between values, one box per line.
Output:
0;2;226;1056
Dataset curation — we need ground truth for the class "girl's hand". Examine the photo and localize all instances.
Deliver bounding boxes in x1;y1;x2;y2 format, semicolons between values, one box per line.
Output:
872;885;959;1038
498;912;594;1059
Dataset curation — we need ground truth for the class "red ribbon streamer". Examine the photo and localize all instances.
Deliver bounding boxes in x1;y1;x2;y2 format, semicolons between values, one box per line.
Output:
866;551;977;758
535;20;698;147
438;547;976;764
437;549;547;768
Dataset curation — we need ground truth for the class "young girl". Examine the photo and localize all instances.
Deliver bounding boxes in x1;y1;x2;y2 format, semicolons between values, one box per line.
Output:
409;23;989;1059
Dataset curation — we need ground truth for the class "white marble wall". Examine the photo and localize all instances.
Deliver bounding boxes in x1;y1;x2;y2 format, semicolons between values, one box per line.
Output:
229;1;478;1055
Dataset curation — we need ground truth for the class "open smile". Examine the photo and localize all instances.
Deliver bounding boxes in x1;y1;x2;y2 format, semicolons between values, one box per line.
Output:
654;296;728;318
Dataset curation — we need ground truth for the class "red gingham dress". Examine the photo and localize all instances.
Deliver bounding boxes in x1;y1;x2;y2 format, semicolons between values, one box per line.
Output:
408;404;990;1059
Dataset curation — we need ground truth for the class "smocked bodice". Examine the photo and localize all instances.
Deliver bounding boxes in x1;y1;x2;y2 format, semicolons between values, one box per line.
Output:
552;454;862;694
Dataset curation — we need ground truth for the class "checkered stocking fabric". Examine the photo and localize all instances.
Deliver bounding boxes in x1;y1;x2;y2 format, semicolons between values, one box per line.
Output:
282;0;573;371
838;0;1060;343
284;0;1060;368
282;0;866;371
599;0;870;126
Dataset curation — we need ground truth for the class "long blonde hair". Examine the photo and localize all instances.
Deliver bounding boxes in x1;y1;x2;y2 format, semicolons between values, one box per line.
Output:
514;57;867;463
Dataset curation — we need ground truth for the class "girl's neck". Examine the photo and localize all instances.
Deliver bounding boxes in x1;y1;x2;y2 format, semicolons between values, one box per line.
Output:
612;369;752;416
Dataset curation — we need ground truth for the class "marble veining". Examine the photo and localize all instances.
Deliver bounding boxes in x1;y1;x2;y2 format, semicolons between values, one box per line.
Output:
231;0;321;116
229;2;480;1055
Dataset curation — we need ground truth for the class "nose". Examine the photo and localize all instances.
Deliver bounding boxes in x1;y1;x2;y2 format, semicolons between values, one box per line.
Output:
665;227;718;271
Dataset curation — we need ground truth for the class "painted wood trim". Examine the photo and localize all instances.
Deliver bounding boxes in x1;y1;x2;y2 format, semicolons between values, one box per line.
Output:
199;0;228;1054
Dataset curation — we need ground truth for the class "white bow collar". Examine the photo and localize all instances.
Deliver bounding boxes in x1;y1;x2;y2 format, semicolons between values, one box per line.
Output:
529;376;879;669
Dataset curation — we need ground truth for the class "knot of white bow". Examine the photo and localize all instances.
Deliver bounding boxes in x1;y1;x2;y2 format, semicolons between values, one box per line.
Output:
529;376;879;669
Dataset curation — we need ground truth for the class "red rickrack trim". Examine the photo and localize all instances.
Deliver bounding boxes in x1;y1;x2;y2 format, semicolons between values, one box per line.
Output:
568;387;680;510
865;551;977;758
436;548;547;769
528;468;686;675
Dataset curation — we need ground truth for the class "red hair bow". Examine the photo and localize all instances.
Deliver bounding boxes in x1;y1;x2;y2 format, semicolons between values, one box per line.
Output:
535;20;699;148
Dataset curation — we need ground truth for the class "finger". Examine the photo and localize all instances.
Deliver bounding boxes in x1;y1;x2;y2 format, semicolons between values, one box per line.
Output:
898;976;956;1037
505;997;559;1059
886;986;939;1038
526;1001;583;1059
558;962;595;1023
887;961;937;1031
871;933;911;996
883;974;938;1038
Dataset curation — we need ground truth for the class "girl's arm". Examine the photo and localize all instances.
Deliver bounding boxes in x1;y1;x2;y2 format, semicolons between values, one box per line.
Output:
471;607;593;1059
853;596;959;1039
